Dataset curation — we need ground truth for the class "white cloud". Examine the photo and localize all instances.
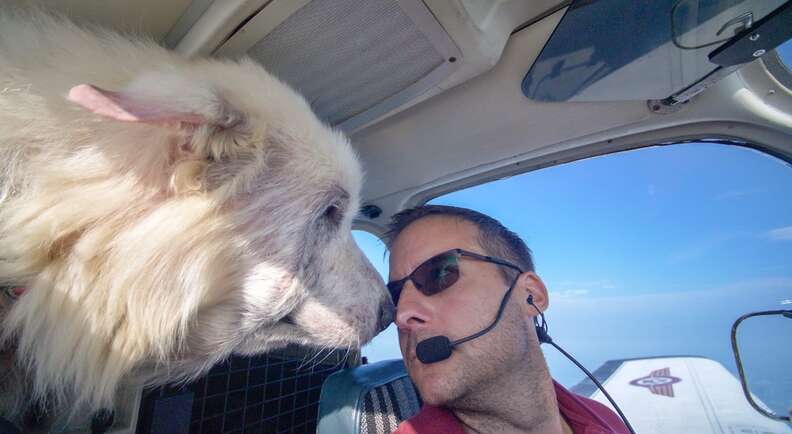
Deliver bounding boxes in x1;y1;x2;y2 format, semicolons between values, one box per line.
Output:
551;277;792;305
765;226;792;241
548;279;617;298
707;276;792;292
552;279;617;290
667;233;737;265
712;189;761;201
550;289;591;298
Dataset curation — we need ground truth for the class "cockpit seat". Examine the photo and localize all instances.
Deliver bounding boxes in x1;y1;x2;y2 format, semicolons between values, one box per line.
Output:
317;359;421;434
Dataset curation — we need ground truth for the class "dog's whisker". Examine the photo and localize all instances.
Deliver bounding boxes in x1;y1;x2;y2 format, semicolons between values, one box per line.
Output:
298;343;327;371
314;344;339;369
297;350;317;372
306;344;330;371
296;349;313;371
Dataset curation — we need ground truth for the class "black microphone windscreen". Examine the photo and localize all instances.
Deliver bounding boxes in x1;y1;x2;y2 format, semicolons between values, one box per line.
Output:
416;336;453;364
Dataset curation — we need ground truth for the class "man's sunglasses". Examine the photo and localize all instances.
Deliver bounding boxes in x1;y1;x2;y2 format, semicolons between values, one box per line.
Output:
386;248;523;306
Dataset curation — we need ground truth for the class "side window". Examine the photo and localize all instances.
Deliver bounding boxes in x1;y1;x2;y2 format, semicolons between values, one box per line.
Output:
353;230;389;280
353;230;402;362
429;142;792;425
358;142;792;428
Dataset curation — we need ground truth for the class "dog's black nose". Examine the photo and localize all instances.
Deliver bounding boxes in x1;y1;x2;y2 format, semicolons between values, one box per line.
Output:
377;303;395;333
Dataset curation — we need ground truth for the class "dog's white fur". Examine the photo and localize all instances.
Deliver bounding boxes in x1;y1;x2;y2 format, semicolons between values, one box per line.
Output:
0;9;392;421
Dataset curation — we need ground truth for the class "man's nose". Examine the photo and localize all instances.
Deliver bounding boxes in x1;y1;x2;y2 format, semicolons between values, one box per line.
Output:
394;287;432;332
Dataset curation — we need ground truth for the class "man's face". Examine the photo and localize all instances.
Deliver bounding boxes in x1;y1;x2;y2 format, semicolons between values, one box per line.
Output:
389;216;543;405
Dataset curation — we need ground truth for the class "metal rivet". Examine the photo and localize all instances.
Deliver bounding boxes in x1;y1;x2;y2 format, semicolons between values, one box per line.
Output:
749;33;760;41
753;49;766;57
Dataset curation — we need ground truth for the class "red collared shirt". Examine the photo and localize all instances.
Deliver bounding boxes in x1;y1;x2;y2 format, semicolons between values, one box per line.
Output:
392;380;629;434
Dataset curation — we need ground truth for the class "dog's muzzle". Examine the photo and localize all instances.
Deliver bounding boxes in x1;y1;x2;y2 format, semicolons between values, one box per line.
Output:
377;303;395;333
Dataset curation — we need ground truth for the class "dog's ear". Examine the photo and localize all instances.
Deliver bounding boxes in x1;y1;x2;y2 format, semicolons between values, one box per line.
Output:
69;74;253;194
68;83;244;130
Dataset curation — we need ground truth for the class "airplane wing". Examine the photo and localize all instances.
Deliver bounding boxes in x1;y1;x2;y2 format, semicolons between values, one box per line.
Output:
570;355;791;434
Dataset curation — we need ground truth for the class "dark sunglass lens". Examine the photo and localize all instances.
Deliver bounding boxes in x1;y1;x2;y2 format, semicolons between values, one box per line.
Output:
386;281;403;305
414;253;460;295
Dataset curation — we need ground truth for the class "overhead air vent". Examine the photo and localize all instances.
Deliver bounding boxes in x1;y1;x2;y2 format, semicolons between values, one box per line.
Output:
212;0;461;131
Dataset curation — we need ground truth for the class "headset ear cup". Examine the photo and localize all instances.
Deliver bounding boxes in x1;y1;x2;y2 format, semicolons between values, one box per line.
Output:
527;290;633;431
527;294;551;343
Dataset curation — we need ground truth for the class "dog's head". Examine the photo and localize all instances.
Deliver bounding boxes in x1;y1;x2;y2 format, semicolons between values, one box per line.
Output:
1;56;393;409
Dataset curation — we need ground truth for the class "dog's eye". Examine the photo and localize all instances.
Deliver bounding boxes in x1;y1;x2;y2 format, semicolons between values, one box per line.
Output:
318;188;349;229
323;205;342;225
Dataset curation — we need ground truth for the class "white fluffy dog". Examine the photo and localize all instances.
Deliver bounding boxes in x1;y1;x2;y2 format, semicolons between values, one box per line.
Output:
0;8;392;425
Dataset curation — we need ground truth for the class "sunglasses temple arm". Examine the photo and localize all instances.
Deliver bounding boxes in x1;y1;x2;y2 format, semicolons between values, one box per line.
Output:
460;250;523;274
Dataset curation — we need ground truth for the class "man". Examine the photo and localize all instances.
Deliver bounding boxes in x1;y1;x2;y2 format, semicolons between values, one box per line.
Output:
385;205;629;434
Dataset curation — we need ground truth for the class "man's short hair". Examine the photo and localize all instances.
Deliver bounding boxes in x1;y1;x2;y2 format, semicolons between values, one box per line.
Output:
384;205;534;277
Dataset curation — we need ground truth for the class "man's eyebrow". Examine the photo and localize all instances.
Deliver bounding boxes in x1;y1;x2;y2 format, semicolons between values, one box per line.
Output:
387;253;425;282
387;263;409;282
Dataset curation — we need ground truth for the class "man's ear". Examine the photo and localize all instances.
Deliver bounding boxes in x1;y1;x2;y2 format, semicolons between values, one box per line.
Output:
516;271;549;314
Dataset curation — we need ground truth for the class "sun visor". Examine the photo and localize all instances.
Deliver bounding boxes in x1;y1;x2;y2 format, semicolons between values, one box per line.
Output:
521;0;787;102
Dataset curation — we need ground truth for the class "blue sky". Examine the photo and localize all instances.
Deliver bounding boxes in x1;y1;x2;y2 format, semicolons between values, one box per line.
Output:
779;37;792;69
352;40;792;414
354;141;792;411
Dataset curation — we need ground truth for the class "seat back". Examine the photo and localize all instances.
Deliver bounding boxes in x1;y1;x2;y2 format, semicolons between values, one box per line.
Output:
0;417;20;434
317;359;421;434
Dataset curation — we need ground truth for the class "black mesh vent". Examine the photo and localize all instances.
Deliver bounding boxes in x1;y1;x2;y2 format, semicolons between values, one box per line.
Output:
136;346;355;434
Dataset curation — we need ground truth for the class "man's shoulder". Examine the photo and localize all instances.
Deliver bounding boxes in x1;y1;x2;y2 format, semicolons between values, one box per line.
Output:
392;405;466;434
393;384;630;434
554;381;630;434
